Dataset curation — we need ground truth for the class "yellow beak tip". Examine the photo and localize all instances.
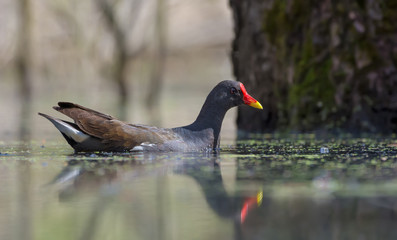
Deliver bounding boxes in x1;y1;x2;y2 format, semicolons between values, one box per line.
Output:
249;101;263;110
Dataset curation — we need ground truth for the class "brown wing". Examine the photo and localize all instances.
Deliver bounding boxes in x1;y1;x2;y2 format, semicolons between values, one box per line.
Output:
54;102;177;150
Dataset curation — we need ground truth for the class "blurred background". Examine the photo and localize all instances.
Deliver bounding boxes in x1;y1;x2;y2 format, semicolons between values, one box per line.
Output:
3;0;397;142
0;0;236;141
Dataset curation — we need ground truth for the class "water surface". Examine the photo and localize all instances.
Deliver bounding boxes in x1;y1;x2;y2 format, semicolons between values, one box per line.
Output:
1;137;397;240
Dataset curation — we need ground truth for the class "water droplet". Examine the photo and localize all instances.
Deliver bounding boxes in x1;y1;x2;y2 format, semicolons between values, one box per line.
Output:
320;147;329;154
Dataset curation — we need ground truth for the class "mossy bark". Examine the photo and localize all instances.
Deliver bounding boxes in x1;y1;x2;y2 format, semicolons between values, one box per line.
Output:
230;0;397;135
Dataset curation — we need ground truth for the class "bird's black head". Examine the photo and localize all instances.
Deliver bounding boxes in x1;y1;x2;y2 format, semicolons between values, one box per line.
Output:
207;80;263;111
185;80;263;143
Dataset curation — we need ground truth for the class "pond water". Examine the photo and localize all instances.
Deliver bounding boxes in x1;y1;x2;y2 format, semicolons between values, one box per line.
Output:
2;137;397;240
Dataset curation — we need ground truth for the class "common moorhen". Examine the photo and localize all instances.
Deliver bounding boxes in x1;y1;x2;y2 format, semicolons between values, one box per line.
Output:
39;80;262;152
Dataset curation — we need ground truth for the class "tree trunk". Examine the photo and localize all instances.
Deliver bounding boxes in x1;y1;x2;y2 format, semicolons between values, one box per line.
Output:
230;0;397;135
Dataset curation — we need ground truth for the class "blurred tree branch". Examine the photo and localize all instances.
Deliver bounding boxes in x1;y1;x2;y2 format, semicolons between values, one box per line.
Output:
146;0;167;125
16;0;32;141
96;0;149;121
96;0;130;120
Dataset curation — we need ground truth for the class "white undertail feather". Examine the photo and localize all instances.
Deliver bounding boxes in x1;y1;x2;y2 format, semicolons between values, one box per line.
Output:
57;120;90;143
48;117;90;143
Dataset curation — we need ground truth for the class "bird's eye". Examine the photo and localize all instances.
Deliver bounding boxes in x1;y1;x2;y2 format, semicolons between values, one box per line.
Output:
230;87;238;95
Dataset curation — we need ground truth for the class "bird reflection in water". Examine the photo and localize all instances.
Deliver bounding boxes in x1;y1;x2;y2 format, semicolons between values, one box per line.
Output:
240;190;263;223
48;153;261;239
49;160;119;201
